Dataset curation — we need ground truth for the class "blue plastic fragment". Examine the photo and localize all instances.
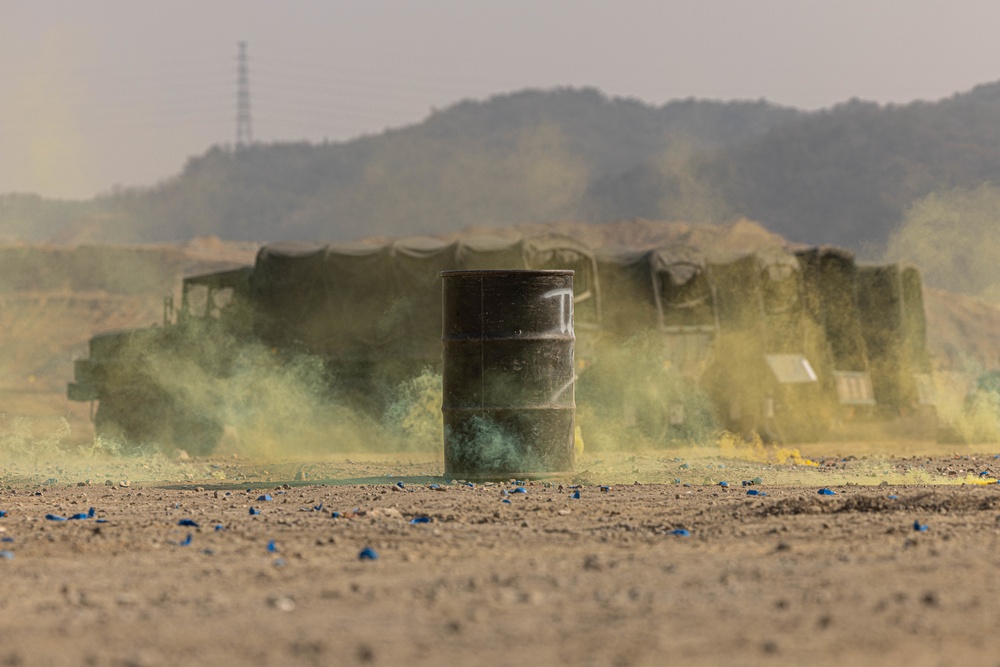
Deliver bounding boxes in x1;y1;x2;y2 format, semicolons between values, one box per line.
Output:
258;494;273;502
719;481;729;488
45;514;66;521
0;537;12;543
358;547;378;560
572;490;581;499
180;533;193;546
409;516;431;524
671;529;691;537
87;507;95;518
888;495;898;500
396;481;405;489
267;539;277;553
214;524;225;531
818;488;836;496
980;471;990;478
0;551;13;560
0;510;7;518
68;513;89;520
747;489;760;496
742;480;753;487
249;507;260;516
601;486;610;493
178;519;199;527
312;503;323;512
513;487;527;494
95;519;107;524
465;482;475;488
502;499;511;504
501;489;509;497
515;480;525;486
913;520;928;532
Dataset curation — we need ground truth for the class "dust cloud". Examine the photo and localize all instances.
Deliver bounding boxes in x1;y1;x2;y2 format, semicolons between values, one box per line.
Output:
884;184;1000;443
6;217;1000;485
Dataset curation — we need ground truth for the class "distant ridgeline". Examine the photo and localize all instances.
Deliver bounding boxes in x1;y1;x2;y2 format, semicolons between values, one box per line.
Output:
8;83;1000;251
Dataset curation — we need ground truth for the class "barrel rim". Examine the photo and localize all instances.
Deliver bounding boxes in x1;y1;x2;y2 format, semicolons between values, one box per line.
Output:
440;269;574;277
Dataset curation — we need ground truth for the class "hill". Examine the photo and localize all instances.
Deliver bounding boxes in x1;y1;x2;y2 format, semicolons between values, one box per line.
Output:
4;89;804;244
8;83;1000;259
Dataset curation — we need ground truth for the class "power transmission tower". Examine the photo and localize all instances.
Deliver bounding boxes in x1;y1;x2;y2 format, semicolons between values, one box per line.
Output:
236;41;253;148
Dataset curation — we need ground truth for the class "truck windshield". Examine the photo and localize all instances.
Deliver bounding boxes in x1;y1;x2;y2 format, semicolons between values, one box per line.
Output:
183;283;236;320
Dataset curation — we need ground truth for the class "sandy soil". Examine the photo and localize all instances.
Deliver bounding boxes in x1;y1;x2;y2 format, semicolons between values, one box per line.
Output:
1;449;1000;667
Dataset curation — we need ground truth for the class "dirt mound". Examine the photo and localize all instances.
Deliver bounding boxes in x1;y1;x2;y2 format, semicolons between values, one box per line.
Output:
760;488;1000;515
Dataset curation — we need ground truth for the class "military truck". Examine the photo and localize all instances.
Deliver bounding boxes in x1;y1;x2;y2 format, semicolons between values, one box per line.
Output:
67;233;934;451
68;267;252;453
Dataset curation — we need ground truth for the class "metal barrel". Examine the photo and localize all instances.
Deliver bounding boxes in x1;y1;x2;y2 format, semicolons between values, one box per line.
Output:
441;270;576;479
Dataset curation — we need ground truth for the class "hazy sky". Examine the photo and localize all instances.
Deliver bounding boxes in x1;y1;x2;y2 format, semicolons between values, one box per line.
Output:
3;0;1000;199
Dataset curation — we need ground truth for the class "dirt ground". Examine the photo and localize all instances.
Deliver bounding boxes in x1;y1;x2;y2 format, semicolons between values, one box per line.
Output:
1;448;1000;667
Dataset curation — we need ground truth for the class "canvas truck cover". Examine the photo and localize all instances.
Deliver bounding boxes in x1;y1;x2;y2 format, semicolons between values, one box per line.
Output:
856;263;931;409
648;245;717;376
650;245;715;331
594;246;657;335
795;246;870;373
391;236;458;358
755;247;811;355
455;235;526;270
706;251;763;334
322;241;397;354
523;234;600;328
250;241;329;351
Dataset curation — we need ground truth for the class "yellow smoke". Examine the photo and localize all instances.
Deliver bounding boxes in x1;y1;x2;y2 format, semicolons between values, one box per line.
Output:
716;430;819;466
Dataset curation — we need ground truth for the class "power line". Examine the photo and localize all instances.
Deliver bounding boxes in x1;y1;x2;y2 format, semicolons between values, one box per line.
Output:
236;41;253;148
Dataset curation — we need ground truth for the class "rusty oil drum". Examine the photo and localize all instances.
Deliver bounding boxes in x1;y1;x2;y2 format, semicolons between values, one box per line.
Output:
441;270;575;479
